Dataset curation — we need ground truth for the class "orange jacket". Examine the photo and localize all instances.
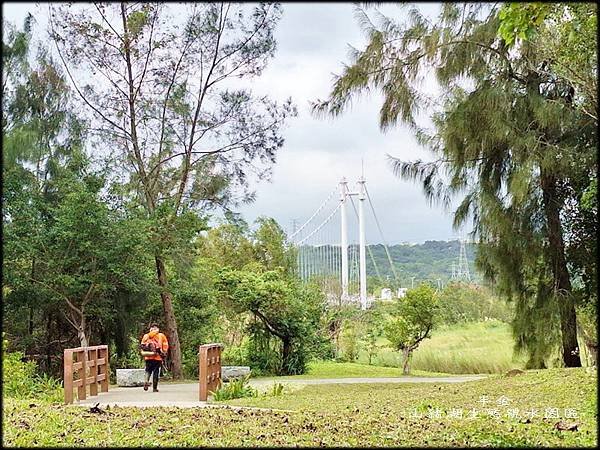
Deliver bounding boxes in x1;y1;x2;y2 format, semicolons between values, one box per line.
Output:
141;332;169;361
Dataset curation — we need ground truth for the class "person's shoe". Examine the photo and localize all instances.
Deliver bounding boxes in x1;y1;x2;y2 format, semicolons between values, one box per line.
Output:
153;388;159;392
143;383;149;391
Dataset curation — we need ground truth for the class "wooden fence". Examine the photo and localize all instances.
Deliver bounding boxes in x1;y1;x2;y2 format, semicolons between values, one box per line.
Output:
64;345;109;405
198;343;223;401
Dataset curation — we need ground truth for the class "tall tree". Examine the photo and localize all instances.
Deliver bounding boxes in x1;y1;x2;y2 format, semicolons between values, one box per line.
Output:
313;3;597;367
49;2;296;377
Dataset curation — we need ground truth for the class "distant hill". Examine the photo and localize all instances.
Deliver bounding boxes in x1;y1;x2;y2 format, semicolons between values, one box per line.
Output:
300;240;480;287
361;240;479;285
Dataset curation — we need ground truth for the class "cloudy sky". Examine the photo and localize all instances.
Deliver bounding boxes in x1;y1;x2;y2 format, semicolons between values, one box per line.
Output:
3;2;469;244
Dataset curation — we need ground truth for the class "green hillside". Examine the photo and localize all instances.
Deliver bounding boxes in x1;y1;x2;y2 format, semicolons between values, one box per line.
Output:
365;240;479;285
300;240;479;288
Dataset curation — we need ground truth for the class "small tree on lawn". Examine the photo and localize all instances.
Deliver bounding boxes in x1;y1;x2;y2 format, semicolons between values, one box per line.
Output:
384;284;438;375
361;307;384;365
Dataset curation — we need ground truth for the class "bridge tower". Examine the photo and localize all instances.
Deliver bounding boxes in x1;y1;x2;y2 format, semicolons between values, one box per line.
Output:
357;176;367;310
339;178;349;301
339;176;368;310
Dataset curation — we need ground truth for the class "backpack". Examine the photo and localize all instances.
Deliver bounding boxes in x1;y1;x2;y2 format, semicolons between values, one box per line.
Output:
139;341;158;357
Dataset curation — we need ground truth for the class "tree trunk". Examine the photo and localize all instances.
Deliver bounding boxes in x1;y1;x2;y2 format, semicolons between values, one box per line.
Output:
155;255;183;379
29;307;34;337
540;171;581;367
401;348;411;375
77;321;89;348
46;312;52;373
281;338;292;375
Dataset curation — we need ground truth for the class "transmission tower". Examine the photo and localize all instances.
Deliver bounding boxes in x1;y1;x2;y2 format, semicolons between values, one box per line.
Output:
456;237;471;281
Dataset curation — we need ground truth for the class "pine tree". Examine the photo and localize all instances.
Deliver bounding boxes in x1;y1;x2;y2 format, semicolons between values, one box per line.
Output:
314;4;597;367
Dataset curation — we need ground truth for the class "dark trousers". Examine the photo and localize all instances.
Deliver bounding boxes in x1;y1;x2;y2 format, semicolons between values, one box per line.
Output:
145;359;161;390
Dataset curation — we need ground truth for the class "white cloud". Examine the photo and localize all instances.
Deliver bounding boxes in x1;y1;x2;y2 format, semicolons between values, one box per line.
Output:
3;2;468;244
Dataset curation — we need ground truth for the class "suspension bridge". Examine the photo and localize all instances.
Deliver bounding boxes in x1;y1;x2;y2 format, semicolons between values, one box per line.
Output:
288;177;399;310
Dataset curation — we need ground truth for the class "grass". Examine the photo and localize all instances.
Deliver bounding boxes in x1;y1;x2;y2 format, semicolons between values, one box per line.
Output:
253;360;452;381
4;367;596;447
361;320;526;374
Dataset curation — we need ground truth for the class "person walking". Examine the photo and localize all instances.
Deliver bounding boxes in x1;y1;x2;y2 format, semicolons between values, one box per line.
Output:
139;323;169;392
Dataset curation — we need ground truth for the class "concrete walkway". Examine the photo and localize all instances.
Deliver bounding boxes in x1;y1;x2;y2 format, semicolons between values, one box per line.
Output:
76;374;486;409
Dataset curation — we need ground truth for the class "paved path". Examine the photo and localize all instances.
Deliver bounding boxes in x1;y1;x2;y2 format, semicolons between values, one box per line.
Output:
76;375;486;409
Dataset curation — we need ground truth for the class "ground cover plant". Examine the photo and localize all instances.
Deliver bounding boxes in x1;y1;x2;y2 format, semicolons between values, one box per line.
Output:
3;367;596;447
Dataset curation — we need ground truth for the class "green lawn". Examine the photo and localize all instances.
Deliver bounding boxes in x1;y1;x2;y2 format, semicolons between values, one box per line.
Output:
4;367;596;447
253;360;452;380
362;320;526;374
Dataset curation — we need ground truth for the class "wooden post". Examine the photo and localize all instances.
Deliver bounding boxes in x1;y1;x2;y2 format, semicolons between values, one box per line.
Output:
77;349;87;401
198;344;223;401
99;346;109;392
64;349;73;405
89;348;98;396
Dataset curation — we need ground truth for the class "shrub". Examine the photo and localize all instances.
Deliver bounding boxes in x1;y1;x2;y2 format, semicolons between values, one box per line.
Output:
246;329;281;376
269;382;285;397
339;324;360;362
3;350;38;398
221;341;249;366
211;375;257;401
3;345;62;403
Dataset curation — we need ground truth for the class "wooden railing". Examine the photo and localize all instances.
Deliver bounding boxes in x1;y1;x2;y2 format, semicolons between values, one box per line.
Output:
198;343;223;401
64;345;109;405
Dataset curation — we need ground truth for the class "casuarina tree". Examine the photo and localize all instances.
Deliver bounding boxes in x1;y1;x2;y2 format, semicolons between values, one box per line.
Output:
48;2;296;377
313;3;596;368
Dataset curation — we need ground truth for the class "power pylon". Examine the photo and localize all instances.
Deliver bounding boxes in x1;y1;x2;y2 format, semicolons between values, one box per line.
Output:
456;237;471;281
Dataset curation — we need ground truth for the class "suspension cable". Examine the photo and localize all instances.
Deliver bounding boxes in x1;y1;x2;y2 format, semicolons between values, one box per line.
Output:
295;203;341;246
289;186;338;241
364;185;399;283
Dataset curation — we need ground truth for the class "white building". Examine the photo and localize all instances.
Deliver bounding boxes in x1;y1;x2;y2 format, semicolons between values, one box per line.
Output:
380;288;392;300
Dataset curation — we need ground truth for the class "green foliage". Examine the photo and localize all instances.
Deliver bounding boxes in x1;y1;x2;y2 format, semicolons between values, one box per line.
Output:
211;375;258;401
216;266;324;376
221;341;250;367
269;382;285;397
3;350;37;398
3;337;62;403
384;284;438;374
437;282;513;324
316;3;596;369
360;327;380;365
384;284;438;351
498;3;551;45
339;323;360;362
45;2;297;378
370;321;525;374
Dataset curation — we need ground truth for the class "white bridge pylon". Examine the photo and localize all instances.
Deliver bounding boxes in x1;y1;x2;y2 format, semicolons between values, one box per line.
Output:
289;176;395;310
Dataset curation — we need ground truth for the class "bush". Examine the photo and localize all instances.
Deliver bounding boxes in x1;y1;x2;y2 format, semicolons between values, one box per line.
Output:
221;341;250;366
269;382;285;396
246;329;281;376
211;375;257;401
3;349;62;403
3;350;38;397
437;283;513;324
339;324;360;362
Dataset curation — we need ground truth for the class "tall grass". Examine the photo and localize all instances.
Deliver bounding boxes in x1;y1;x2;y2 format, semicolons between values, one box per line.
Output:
358;320;525;374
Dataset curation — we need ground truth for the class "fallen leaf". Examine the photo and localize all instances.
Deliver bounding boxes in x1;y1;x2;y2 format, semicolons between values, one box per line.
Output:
554;421;578;431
